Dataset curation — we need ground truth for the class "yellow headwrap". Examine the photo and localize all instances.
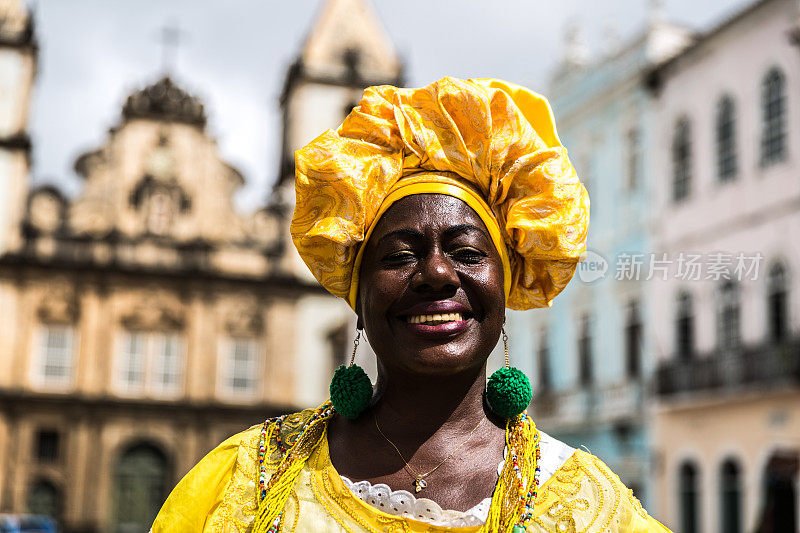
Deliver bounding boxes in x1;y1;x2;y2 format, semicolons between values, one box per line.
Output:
292;77;589;311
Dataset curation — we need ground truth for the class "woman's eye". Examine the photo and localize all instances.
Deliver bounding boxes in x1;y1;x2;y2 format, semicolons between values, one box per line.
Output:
449;247;486;263
383;250;415;262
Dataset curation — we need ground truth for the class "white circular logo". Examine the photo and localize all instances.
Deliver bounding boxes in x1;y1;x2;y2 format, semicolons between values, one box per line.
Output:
577;250;608;283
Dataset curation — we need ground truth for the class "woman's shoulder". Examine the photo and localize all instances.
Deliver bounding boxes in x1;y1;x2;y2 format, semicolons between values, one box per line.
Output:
151;407;320;532
536;445;671;532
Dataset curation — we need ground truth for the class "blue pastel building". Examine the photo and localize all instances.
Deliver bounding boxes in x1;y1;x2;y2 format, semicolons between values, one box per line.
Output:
506;13;692;507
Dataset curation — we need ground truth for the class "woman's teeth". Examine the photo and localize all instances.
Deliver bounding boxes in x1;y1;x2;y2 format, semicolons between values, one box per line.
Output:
406;313;464;325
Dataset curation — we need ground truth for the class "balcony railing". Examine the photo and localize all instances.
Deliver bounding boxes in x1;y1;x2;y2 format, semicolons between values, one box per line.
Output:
656;338;800;397
532;381;644;428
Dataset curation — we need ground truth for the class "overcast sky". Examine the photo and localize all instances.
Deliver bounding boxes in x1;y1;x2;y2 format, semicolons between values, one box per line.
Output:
29;0;748;211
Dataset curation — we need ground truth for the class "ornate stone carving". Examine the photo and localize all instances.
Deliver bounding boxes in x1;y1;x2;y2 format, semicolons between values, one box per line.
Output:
120;293;185;331
127;136;192;237
37;283;79;324
28;188;65;234
0;0;33;46
122;77;206;127
224;299;264;337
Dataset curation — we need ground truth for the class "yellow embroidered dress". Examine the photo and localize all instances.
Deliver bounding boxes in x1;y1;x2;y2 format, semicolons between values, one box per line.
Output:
152;408;669;532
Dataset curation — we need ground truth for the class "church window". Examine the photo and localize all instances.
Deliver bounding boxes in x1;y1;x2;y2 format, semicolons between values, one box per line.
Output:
35;430;60;462
672;118;692;202
34;325;76;388
152;334;182;393
761;68;787;166
221;337;260;397
716;95;737;181
119;332;146;390
116;331;184;397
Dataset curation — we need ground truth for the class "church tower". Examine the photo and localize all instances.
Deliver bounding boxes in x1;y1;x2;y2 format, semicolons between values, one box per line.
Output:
273;0;404;277
0;0;36;254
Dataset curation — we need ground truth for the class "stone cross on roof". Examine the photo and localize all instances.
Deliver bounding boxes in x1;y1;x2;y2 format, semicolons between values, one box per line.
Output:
158;21;185;74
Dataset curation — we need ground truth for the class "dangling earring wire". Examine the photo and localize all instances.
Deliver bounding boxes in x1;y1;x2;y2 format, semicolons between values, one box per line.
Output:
329;328;373;419
349;329;361;365
502;327;510;368
486;326;533;419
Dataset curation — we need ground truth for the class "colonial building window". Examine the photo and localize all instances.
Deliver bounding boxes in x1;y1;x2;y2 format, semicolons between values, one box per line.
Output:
768;262;789;342
116;331;183;397
578;314;593;386
679;461;700;533
672;118;692;202
716;96;737;181
537;327;551;391
626;127;641;191
153;333;182;393
35;430;60;462
761;68;787;166
675;291;694;361
221;337;260;396
34;325;76;389
717;281;741;351
720;458;742;533
625;300;642;378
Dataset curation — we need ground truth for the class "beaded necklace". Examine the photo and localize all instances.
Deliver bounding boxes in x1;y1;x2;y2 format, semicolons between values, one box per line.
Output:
254;403;541;532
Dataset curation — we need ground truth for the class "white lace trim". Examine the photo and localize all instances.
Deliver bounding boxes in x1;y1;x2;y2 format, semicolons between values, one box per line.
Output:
340;430;574;527
340;476;493;527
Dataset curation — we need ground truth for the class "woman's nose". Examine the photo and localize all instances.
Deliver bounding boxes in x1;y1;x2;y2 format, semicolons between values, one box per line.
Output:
411;249;459;294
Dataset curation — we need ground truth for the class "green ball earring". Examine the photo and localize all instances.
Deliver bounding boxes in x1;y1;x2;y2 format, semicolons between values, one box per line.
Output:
486;328;532;419
330;329;372;419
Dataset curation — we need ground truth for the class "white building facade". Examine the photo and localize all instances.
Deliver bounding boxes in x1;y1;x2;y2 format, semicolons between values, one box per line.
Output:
648;0;800;530
507;9;692;511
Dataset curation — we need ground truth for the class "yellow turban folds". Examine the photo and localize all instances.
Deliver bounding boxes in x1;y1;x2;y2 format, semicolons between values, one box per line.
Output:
292;77;589;311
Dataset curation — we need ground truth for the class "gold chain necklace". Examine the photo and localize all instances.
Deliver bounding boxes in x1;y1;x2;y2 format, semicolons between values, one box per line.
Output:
374;412;485;493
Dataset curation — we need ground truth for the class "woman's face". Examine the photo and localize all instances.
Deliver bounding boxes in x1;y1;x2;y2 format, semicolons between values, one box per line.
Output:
357;194;505;376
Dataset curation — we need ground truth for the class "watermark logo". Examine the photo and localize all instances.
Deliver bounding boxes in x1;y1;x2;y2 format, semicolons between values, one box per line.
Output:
575;251;763;283
577;250;609;283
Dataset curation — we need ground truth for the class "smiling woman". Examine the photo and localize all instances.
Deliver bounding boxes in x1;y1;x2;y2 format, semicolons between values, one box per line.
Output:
151;77;669;532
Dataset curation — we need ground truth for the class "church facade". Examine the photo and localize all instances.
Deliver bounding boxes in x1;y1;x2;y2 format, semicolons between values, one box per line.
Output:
0;1;402;531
